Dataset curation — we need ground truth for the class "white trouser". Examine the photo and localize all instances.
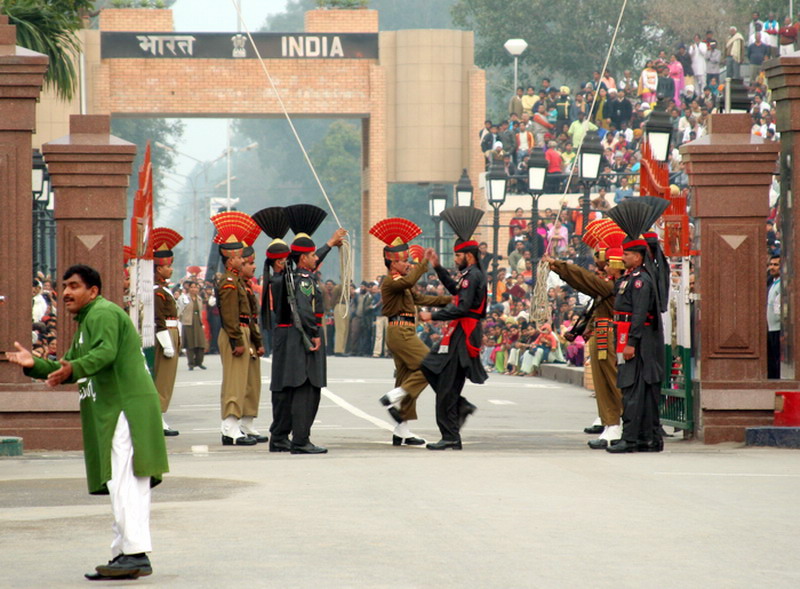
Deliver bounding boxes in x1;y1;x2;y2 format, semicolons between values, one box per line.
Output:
372;316;387;356
108;412;152;557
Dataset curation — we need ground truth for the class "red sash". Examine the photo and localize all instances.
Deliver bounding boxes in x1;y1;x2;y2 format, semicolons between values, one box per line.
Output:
439;294;486;358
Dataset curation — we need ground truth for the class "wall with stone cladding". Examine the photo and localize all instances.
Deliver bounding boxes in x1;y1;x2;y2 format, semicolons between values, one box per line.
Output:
305;9;379;33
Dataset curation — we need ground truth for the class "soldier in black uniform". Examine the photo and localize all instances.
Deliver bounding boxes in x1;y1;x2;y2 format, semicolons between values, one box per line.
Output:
418;206;488;450
269;204;342;455
606;236;665;453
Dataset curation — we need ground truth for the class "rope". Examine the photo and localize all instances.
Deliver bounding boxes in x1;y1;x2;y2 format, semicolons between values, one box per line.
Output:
530;0;629;326
229;0;354;312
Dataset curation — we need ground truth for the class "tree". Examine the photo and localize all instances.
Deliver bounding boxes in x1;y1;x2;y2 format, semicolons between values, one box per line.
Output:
263;0;455;32
2;0;93;100
110;117;185;234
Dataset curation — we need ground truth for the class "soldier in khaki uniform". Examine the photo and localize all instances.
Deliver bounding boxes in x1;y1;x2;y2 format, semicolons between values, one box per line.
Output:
210;211;261;446
369;218;452;445
544;218;626;449
151;227;183;437
240;240;268;443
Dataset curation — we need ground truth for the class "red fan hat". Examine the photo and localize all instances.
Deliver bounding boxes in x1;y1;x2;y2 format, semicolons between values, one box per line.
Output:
407;244;425;264
211;211;259;258
151;227;183;266
369;217;422;262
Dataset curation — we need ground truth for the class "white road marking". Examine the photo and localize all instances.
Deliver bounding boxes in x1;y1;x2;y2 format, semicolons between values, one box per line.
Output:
654;472;800;478
488;400;516;405
322;387;395;432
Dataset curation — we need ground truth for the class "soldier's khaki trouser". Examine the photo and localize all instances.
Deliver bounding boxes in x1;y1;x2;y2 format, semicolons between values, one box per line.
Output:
588;335;622;426
219;327;251;419
154;327;180;413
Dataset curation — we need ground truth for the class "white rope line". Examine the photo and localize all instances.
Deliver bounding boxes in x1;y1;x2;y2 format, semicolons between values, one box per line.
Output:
229;0;343;228
531;0;629;325
229;0;353;310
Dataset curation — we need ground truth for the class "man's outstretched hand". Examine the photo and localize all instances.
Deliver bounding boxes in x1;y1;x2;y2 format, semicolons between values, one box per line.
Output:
5;341;34;368
327;228;348;248
424;248;440;268
46;360;73;387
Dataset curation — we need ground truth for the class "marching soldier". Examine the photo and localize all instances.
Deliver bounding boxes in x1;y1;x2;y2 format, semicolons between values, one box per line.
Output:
270;204;343;454
544;219;626;449
418;206;488;450
152;227;183;437
369;218;452;445
210;211;261;446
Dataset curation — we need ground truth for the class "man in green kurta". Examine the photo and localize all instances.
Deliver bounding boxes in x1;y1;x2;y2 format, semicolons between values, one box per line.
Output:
6;265;168;580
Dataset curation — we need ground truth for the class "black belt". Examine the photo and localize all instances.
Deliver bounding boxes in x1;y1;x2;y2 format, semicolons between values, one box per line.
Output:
388;314;415;322
238;316;250;324
613;312;654;322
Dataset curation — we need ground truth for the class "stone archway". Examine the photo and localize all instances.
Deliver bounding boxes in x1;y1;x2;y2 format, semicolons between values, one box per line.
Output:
82;7;485;279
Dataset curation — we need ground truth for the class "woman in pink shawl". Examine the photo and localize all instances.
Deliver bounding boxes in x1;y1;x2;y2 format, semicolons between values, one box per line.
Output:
668;54;685;106
545;217;569;255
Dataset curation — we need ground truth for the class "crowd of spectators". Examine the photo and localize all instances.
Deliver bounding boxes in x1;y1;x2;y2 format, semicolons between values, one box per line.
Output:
470;14;789;375
30;276;58;361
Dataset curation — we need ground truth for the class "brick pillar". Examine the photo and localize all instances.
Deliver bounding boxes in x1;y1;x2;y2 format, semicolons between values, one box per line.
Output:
680;113;790;443
42;115;136;353
361;63;387;282
468;68;486;212
765;56;800;385
0;17;84;451
0;16;48;383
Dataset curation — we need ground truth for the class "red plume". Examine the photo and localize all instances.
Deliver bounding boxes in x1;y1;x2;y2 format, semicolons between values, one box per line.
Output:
408;244;425;263
211;211;259;245
369;217;422;247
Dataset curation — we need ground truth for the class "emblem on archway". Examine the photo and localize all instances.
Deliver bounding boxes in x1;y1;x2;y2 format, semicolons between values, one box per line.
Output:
231;34;246;58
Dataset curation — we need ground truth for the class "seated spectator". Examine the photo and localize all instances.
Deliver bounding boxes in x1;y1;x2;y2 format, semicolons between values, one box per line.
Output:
519;323;559;376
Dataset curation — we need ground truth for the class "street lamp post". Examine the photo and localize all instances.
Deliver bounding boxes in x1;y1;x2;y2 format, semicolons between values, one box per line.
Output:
454;168;474;207
525;150;548;257
578;130;603;256
428;184;448;259
504;39;528;94
31;149;51;277
643;101;674;163
486;159;508;301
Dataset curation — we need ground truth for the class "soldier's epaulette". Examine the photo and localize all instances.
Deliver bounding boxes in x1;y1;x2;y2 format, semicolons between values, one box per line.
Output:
155;291;166;300
221;284;236;290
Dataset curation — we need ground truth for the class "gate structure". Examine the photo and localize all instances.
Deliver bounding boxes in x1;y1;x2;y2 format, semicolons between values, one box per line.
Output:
78;7;485;280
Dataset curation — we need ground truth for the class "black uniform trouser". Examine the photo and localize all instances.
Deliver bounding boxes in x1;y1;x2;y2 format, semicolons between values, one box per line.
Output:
621;378;661;444
435;370;469;441
767;330;781;379
270;380;321;446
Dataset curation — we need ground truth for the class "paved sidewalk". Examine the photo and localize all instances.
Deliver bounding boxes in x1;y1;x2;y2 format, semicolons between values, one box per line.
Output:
1;355;799;588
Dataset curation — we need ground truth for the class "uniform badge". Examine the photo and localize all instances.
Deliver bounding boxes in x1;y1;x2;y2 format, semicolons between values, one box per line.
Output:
300;280;313;297
226;277;234;281
461;279;469;288
634;279;643;289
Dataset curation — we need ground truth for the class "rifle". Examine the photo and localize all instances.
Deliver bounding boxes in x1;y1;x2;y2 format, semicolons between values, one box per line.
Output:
284;264;313;351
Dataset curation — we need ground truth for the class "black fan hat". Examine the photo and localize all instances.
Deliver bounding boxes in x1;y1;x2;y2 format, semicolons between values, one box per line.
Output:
251;207;289;240
637;196;670;232
440;206;484;252
285;204;327;253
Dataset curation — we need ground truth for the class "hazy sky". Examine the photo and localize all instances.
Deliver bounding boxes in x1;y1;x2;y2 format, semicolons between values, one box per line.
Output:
162;0;290;203
172;0;288;33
